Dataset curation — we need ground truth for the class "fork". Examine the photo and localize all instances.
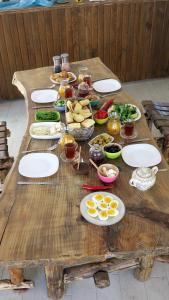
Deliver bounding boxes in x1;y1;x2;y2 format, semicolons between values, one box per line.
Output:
22;143;58;154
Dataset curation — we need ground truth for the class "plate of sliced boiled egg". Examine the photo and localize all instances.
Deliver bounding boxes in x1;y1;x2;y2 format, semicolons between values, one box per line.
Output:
80;192;125;226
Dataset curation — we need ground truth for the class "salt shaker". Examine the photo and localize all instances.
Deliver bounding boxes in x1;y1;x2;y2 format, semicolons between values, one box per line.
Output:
61;53;70;71
53;55;61;73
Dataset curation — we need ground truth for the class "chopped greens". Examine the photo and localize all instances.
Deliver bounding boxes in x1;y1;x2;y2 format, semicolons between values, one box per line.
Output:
35;111;60;121
54;100;65;107
109;103;138;123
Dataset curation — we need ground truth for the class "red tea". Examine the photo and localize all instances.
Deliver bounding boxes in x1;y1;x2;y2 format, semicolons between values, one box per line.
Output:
124;122;134;136
65;87;73;98
83;75;92;87
64;143;77;159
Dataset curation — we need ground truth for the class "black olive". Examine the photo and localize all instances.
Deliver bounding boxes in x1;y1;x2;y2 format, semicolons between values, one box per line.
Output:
104;145;120;153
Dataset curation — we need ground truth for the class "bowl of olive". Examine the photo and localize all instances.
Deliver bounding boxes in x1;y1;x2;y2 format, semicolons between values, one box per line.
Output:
103;143;122;159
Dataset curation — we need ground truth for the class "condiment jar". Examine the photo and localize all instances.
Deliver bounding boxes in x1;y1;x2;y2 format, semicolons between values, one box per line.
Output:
61;53;70;71
89;144;105;164
107;111;121;136
129;166;158;191
53;55;61;73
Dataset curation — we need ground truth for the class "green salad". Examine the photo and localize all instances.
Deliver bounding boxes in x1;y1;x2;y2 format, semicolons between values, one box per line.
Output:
109;103;138;123
35;111;60;121
54;100;65;107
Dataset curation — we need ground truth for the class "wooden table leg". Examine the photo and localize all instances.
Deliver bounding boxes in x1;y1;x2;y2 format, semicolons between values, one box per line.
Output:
8;268;24;285
45;265;64;300
134;255;154;281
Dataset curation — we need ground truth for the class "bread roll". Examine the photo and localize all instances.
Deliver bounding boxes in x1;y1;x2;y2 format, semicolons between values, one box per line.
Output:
79;99;90;106
73;113;85;123
66;112;73;123
74;103;82;113
68;123;81;129
80;109;91;115
81;111;92;119
81;119;95;128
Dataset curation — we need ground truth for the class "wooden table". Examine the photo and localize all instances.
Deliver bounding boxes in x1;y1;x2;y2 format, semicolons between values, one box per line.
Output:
0;58;169;299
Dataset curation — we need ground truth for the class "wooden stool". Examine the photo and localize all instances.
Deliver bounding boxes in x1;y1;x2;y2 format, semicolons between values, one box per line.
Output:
142;100;169;163
0;122;14;192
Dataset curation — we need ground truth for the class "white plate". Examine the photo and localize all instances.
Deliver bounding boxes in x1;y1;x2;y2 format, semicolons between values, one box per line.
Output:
122;143;162;167
19;153;59;178
29;122;63;140
93;79;121;93
31;89;58;104
50;72;77;84
80;192;125;226
108;104;141;122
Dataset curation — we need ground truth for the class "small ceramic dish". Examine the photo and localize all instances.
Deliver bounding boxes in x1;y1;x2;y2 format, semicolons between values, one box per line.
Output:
54;100;66;112
103;143;122;159
97;163;119;183
94;110;108;125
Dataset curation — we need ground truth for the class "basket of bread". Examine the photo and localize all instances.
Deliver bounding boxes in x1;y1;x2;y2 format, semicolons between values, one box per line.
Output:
65;99;95;141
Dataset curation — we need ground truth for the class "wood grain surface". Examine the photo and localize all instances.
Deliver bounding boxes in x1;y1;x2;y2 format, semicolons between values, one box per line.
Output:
0;0;169;99
0;58;169;275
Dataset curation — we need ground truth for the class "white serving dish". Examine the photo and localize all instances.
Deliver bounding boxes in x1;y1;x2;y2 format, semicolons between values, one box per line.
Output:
122;143;162;167
18;153;59;178
31;89;58;103
80;192;125;226
29;122;63;140
93;79;121;93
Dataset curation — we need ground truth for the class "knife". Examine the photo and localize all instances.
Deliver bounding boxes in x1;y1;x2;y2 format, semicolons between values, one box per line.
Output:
82;184;113;190
17;181;57;186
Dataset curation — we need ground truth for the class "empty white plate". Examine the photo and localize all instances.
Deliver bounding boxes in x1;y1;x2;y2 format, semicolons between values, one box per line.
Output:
122;144;161;167
80;192;125;226
19;153;59;178
93;79;121;93
31;89;58;103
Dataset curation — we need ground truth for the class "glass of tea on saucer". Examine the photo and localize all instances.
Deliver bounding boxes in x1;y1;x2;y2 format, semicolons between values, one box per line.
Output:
120;120;137;139
60;141;79;162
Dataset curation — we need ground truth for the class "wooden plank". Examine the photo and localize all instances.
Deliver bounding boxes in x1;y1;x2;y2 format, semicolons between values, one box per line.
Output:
37;10;50;67
45;265;64;299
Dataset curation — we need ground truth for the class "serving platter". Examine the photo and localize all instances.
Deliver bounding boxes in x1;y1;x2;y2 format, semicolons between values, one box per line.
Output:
80;191;125;226
122;143;162;167
50;72;77;84
93;79;121;93
108;103;141;122
18;153;59;178
29;122;63;140
31;89;58;104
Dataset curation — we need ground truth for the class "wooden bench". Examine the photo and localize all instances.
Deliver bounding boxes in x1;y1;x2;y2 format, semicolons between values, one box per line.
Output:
0;121;13;192
142;100;169;163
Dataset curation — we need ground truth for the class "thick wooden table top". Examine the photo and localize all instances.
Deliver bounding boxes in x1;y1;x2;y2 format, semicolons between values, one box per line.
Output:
0;58;169;268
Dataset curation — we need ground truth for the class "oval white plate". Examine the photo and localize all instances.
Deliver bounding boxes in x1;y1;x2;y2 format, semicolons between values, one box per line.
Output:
31;89;58;104
122;143;162;167
108;104;141;122
19;153;59;178
80;192;125;226
50;72;77;84
29;122;63;140
93;79;121;93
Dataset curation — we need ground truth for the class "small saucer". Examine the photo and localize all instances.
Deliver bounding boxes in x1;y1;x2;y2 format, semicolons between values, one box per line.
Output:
60;151;79;162
120;128;137;140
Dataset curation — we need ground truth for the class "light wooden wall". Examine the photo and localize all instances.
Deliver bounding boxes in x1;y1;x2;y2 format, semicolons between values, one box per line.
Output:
0;0;169;99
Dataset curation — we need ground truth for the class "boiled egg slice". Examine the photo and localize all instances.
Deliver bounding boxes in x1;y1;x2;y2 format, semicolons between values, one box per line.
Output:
92;193;104;203
110;200;119;209
87;208;98;218
98;210;108;221
103;196;113;205
107;208;119;217
98;202;108;211
86;199;97;209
